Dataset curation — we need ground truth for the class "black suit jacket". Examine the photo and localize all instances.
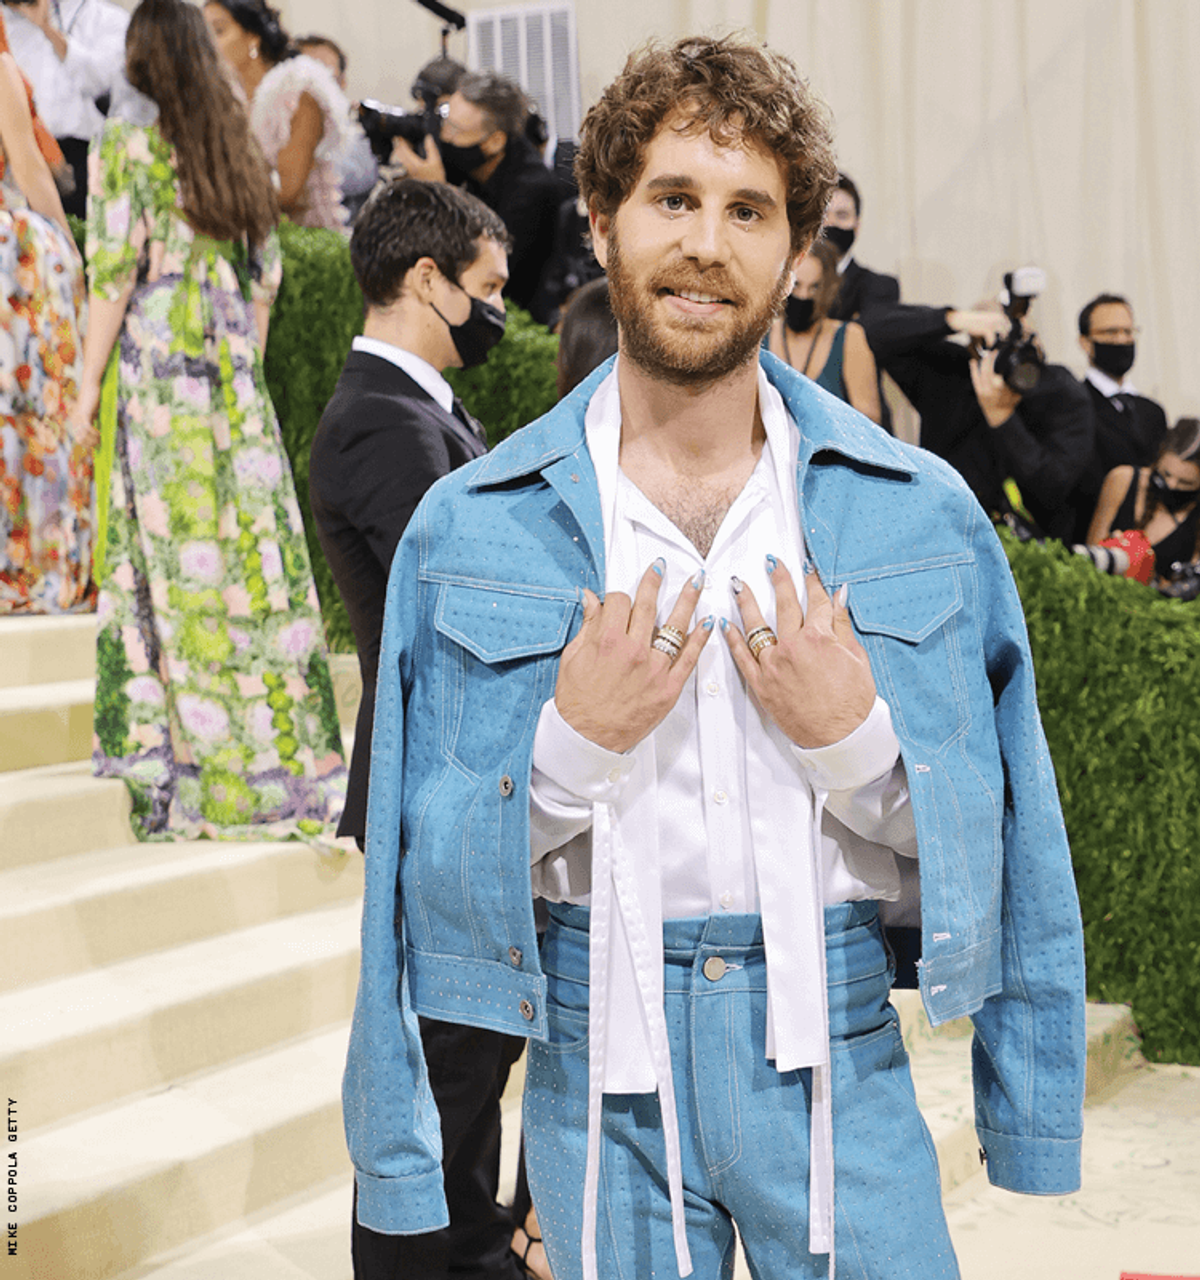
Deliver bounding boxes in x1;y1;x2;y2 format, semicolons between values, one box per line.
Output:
828;258;901;330
1070;380;1168;542
309;351;486;841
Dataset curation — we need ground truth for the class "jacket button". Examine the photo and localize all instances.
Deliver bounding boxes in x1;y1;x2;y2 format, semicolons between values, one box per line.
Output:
498;774;514;797
509;946;523;967
519;998;535;1020
702;956;727;982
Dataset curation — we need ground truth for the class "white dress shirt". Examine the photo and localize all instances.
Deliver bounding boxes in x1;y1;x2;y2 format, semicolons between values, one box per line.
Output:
5;0;138;140
350;336;454;414
528;363;916;1277
1085;365;1139;398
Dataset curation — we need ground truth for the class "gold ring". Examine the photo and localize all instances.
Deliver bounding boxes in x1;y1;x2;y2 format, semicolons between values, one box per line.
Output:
651;625;684;659
746;626;778;658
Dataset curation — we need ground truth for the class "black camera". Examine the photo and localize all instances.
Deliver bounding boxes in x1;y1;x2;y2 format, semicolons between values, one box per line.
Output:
357;98;443;164
992;267;1045;393
1157;561;1200;602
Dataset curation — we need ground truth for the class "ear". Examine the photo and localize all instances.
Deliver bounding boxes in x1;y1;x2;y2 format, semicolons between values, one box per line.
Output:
589;202;612;270
1078;333;1093;360
481;129;506;158
408;256;441;302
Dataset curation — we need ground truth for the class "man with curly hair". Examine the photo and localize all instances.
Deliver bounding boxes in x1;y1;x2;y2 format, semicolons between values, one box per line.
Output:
344;35;1085;1280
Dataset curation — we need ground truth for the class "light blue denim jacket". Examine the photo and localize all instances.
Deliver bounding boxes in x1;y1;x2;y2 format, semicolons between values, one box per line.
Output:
344;353;1086;1235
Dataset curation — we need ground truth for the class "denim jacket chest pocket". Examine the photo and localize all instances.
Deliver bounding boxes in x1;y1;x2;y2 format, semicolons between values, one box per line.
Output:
848;562;970;752
431;578;579;777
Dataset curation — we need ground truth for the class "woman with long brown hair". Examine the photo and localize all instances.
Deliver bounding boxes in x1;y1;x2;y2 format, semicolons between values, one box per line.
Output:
66;0;346;840
0;9;91;612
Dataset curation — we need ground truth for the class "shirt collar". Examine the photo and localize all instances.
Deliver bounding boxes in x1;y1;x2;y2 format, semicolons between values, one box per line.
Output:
351;336;455;414
1085;365;1138;398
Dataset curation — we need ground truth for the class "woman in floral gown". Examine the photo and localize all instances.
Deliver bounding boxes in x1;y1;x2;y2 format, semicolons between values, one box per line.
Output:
67;0;345;839
0;11;91;613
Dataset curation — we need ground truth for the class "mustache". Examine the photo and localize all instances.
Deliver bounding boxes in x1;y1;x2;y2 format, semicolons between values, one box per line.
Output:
647;268;744;306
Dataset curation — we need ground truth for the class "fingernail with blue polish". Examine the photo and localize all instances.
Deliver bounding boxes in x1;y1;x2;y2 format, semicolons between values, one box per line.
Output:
692;569;705;590
702;615;715;630
765;554;778;575
652;557;665;576
730;575;743;595
802;558;814;576
719;616;729;631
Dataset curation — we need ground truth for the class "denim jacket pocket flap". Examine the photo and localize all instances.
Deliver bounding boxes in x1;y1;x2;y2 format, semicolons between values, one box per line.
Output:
849;566;963;644
434;582;577;664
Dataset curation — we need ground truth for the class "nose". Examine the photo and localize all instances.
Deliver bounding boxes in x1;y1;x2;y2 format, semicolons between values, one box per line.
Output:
678;208;731;268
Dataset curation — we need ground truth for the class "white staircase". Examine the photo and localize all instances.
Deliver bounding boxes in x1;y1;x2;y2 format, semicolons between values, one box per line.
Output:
2;613;1188;1280
0;615;364;1280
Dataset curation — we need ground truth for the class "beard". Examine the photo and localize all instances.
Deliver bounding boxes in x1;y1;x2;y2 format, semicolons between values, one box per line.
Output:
605;225;792;389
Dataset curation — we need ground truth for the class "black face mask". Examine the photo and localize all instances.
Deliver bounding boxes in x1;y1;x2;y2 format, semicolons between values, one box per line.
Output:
785;295;816;333
1091;341;1136;379
434;286;507;369
822;224;855;256
440;139;491;182
1149;469;1200;512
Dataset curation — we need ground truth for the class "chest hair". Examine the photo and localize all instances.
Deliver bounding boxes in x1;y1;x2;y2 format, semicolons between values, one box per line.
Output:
642;477;743;559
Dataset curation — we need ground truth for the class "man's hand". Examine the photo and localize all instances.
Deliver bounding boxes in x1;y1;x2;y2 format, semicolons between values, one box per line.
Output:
554;561;712;754
390;134;446;183
946;308;1009;345
970;347;1022;427
723;559;875;749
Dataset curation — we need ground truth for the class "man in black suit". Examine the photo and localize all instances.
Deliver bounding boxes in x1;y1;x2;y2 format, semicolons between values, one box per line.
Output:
1070;292;1169;542
309;179;528;1280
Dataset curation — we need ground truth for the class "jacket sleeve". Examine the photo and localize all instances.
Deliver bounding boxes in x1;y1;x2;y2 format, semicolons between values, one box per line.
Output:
969;513;1086;1194
342;529;449;1233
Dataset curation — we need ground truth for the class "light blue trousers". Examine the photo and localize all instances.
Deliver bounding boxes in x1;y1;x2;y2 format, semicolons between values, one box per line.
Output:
523;901;960;1280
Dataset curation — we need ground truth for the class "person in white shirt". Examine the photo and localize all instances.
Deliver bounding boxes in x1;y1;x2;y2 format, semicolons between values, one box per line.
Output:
2;0;136;216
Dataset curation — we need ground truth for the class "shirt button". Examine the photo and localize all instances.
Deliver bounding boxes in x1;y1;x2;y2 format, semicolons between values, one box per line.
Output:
713;789;728;804
705;681;720;696
702;956;727;982
498;774;514;797
508;946;523;967
519;998;535;1020
719;891;733;910
607;766;624;784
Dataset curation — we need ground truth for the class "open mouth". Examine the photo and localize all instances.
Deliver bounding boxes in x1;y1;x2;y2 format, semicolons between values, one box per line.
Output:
660;287;736;310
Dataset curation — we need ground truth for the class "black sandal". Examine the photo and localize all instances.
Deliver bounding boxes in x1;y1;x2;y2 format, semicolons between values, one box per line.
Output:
511;1225;546;1278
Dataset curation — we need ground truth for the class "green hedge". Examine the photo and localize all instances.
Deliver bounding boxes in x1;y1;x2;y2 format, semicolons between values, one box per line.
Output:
1004;533;1200;1064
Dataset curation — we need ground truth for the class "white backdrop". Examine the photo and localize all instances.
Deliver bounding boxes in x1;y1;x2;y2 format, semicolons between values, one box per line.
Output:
133;0;1197;417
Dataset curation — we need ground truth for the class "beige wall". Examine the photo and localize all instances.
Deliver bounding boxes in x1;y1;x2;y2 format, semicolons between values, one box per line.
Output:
136;0;1195;418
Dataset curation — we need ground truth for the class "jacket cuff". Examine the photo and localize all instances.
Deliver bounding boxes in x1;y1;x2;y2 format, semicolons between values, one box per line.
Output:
790;696;900;792
354;1168;450;1234
977;1127;1082;1195
534;698;635;800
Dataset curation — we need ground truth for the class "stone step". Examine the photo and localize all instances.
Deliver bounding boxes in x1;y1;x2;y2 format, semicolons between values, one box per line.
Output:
0;900;361;1131
0;762;133;869
0;677;94;770
12;1024;353;1280
0;613;97;690
2;835;363;992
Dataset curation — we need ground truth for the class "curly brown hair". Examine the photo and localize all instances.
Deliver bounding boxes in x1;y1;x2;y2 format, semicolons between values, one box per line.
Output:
575;35;838;255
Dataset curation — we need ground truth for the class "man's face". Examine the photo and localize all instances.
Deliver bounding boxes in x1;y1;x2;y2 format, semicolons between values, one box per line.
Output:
1080;301;1135;366
439;93;505;161
824;188;859;232
434;235;508;368
591;118;797;387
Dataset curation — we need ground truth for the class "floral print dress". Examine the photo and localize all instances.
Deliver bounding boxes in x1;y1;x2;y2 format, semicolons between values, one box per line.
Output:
88;118;346;840
0;162;92;612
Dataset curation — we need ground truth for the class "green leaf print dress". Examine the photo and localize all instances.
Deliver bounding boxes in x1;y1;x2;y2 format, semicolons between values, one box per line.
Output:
88;119;346;840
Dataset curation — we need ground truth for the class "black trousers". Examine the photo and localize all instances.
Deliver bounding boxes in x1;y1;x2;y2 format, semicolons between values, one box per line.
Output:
352;1016;528;1280
55;137;90;222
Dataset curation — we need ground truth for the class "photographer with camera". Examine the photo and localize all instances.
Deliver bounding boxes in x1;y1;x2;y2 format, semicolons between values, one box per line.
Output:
870;272;1095;541
386;69;560;324
3;0;137;218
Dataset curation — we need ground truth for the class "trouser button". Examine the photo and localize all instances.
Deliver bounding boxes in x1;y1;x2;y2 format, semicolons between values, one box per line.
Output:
702;956;727;982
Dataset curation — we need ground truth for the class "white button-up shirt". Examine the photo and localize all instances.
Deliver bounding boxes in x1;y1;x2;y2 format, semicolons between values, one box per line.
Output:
527;363;916;1277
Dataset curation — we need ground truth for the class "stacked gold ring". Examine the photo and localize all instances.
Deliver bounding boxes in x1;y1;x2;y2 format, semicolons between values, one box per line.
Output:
746;626;778;658
651;625;686;659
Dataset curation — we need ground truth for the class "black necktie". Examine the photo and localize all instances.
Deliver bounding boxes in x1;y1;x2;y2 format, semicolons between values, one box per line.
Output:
1111;394;1126;413
452;396;487;447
